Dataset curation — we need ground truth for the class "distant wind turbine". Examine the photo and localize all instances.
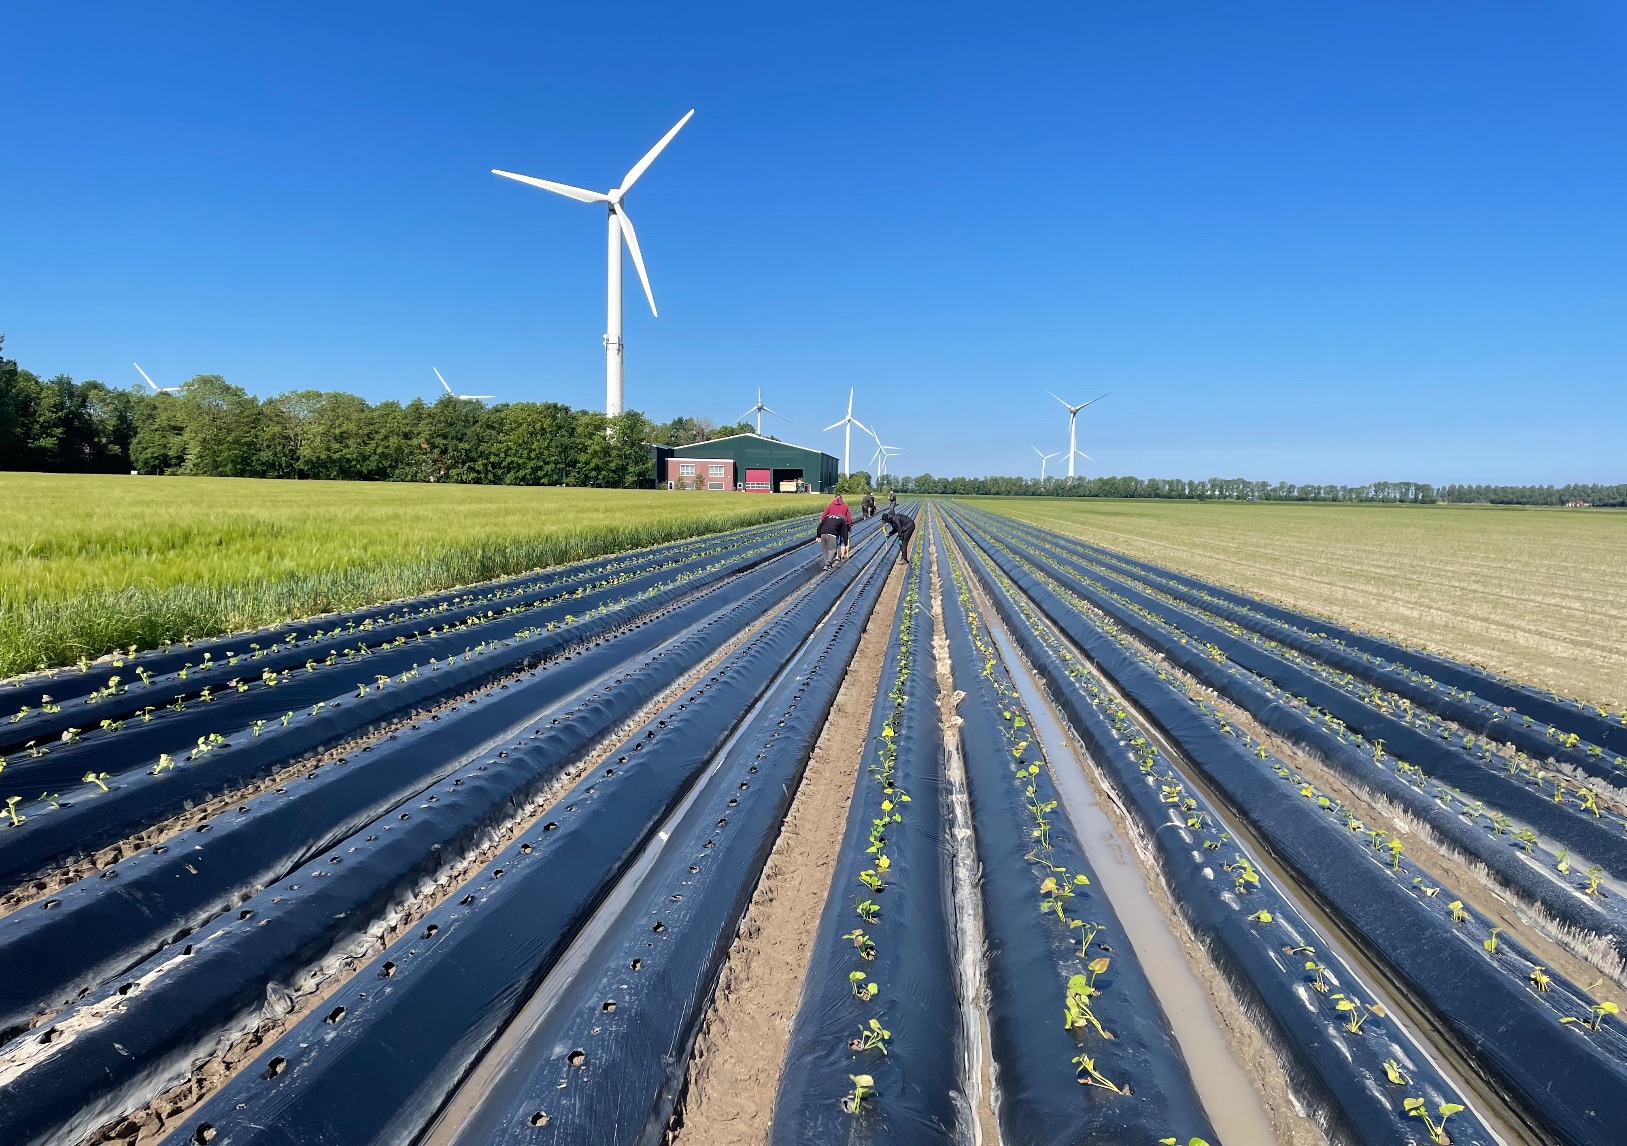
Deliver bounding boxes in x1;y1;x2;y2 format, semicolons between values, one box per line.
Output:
740;388;789;435
134;364;181;394
823;388;872;476
434;368;494;402
1045;390;1109;479
1032;445;1060;480
492;109;695;417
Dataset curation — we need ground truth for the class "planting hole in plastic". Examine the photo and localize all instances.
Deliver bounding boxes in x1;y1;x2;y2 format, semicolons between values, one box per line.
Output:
602;1000;616;1012
380;962;396;977
194;1124;216;1144
265;1056;286;1078
568;1050;586;1066
424;923;439;938
326;1005;345;1024
631;959;643;970
530;1112;550;1127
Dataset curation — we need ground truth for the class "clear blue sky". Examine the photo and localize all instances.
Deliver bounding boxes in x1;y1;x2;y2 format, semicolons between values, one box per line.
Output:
4;2;1623;484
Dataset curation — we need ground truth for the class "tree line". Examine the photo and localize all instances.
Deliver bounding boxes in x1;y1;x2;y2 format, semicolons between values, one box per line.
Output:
0;338;749;487
3;341;1616;503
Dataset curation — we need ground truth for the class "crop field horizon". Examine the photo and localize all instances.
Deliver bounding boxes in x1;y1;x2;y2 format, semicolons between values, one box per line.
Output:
975;496;1627;709
0;472;820;677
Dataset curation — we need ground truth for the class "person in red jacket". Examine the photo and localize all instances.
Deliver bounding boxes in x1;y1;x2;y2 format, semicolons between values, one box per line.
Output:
819;494;853;564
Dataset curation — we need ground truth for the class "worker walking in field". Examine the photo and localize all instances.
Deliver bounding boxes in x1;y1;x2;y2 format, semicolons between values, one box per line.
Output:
861;490;876;519
886;489;897;512
881;508;915;566
818;494;853;568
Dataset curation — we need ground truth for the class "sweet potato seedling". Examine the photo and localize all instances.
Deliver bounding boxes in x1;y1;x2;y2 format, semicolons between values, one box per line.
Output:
1560;1000;1619;1032
3;795;24;826
848;1018;891;1055
1071;1052;1127;1094
82;770;110;791
841;1074;875;1114
1403;1097;1465;1144
1383;1059;1410;1085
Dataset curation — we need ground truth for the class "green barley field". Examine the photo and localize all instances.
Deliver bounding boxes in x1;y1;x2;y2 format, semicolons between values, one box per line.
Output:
978;497;1627;709
0;473;820;677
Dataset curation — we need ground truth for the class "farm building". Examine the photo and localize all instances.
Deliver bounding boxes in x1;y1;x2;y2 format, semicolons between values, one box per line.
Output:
658;433;840;493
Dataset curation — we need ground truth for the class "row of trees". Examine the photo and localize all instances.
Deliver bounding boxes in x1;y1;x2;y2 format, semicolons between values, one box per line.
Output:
3;341;1615;502
1436;483;1627;508
0;339;749;487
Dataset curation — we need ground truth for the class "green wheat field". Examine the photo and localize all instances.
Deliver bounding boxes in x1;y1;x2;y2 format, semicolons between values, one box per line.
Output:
0;473;818;677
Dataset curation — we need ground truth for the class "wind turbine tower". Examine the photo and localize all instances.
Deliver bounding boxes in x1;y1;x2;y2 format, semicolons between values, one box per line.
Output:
492;110;694;417
1032;446;1060;480
824;388;872;476
1046;391;1109;479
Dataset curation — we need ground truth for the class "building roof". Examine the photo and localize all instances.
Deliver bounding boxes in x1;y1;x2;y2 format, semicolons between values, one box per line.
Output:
670;432;834;461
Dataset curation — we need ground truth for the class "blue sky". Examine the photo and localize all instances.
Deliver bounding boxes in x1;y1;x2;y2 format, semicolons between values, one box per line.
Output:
3;2;1623;484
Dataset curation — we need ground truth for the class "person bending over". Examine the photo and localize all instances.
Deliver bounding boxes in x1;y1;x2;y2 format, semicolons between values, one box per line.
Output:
821;494;853;560
860;491;876;519
881;509;915;566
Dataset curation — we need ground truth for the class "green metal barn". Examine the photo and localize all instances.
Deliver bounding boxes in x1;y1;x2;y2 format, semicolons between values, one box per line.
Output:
658;433;840;494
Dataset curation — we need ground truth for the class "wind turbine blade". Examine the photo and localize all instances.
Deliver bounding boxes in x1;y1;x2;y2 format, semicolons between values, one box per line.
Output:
1045;389;1074;410
464;395;495;400
850;418;874;438
134;363;160;392
823;419;846;432
616;209;658;317
740;407;759;424
1076;451;1094;461
1080;392;1110;408
762;405;789;422
433;367;455;396
491;170;610;204
620;109;695;193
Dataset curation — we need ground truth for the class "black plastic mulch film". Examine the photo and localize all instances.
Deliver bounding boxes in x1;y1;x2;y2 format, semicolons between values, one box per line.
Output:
972;512;1627;886
164;530;893;1146
974;514;1627;961
0;516;805;729
0;521;802;794
992;514;1622;781
0;540;819;1042
1008;517;1627;758
0;524;808;886
770;518;960;1145
934;526;1213;1144
0;526;877;1146
951;507;1627;1146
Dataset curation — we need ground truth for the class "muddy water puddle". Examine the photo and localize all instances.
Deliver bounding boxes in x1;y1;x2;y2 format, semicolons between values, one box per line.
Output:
986;622;1280;1146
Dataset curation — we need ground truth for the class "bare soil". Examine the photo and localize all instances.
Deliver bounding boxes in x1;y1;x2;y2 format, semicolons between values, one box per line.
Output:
667;564;904;1146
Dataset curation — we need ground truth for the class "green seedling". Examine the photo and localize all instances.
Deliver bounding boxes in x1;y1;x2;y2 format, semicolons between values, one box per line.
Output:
251;719;267;737
1560;1000;1619;1032
1063;959;1113;1038
1530;966;1551;993
60;728;81;745
1387;838;1404;869
841;1074;875;1114
3;796;25;827
1305;961;1329;993
1383;1059;1410;1086
1071;1052;1128;1094
848;971;878;1001
1448;900;1469;924
842;929;876;961
1483;927;1504;955
82;771;110;791
1556;850;1571;875
848;1018;891;1055
281;711;293;726
1069;919;1104;957
1332;995;1384;1034
1512;828;1537;853
1584;866;1605;896
1159;1139;1213;1146
1248;910;1274;924
40;792;59;809
856;869;883;893
1403;1097;1465;1145
855;898;880;923
151;753;176;775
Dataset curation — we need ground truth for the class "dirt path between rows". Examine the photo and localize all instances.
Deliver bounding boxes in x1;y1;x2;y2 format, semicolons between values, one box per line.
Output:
667;563;904;1146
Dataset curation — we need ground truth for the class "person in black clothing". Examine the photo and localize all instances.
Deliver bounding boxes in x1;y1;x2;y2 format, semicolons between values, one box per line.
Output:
860;491;876;518
816;512;849;569
881;509;915;565
886;489;897;511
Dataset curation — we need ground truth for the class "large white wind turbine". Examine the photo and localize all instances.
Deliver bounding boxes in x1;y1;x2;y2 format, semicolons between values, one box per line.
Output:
823;388;872;476
1045;390;1109;479
134;364;181;394
740;388;789;435
1032;445;1060;480
492;110;695;418
434;368;494;402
